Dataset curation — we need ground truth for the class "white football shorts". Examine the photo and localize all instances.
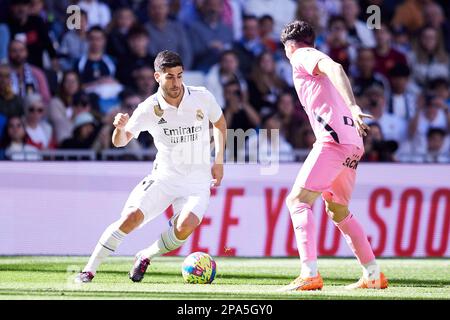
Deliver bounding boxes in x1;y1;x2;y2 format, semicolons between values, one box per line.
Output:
120;175;211;227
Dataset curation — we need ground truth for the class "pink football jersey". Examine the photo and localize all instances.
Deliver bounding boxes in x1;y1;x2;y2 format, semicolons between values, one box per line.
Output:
290;47;363;148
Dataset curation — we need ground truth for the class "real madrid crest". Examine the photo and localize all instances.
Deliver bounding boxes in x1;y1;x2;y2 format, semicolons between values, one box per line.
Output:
196;109;204;121
154;104;164;117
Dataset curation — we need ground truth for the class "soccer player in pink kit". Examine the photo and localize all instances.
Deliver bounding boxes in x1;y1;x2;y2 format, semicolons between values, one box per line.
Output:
279;20;388;291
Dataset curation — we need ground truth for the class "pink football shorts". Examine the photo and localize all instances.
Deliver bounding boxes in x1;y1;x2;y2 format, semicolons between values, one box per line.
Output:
294;142;364;206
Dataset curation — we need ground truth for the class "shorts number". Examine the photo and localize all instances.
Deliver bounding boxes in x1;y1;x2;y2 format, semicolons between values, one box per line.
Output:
143;179;154;191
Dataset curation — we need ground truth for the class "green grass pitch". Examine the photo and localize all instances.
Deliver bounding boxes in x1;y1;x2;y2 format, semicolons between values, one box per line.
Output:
0;256;448;300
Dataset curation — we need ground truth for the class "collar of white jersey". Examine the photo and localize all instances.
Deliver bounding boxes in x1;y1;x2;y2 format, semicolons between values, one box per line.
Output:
156;83;189;110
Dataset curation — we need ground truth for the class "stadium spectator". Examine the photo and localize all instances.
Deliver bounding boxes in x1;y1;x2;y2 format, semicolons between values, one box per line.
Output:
8;39;51;104
276;91;306;149
424;2;450;54
363;84;408;144
106;7;137;59
177;0;207;27
178;0;243;40
297;124;316;150
76;26;122;114
23;93;54;150
373;23;408;82
424;127;449;163
296;0;323;46
275;51;295;88
246;112;295;163
351;47;390;99
410;26;449;87
0;24;9;63
59;10;89;71
341;0;376;48
223;79;260;161
258;15;277;54
103;0;148;23
6;0;58;69
386;64;417;121
391;0;426;34
132;65;157;101
1;115;40;160
247;51;288;115
429;78;450;108
243;0;296;38
189;0;233;71
362;122;398;162
391;26;412;56
28;0;65;42
205;50;248;108
93;89;145;156
221;0;245;41
145;0;192;69
0;63;24;119
48;71;82;144
320;15;355;73
232;15;265;77
408;93;450;154
116;26;154;86
78;0;112;28
60;111;99;149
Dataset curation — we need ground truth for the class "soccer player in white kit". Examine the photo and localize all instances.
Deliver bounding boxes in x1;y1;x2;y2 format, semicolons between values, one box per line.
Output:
75;51;227;283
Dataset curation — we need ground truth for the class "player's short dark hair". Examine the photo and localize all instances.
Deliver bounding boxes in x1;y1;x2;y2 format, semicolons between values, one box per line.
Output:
280;20;315;46
154;50;183;72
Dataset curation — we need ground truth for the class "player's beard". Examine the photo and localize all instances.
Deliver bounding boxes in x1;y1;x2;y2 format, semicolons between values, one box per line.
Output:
162;85;182;99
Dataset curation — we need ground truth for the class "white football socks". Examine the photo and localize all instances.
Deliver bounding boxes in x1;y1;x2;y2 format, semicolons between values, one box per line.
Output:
83;223;126;274
301;260;318;278
140;225;186;260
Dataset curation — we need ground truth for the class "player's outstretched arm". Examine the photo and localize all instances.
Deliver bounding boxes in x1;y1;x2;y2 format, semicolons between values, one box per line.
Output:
315;58;373;137
211;114;227;187
112;113;134;147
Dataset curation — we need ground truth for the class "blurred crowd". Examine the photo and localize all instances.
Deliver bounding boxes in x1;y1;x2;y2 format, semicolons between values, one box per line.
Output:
0;0;449;163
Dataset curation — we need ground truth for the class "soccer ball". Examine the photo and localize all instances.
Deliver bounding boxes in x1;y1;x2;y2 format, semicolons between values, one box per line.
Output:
182;252;217;284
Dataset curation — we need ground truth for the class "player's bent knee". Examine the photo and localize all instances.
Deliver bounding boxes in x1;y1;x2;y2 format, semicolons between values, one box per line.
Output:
175;214;200;240
286;188;318;211
325;202;349;223
119;209;144;233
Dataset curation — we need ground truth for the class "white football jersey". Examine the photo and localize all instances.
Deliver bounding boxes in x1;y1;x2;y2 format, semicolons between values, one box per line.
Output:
125;84;223;186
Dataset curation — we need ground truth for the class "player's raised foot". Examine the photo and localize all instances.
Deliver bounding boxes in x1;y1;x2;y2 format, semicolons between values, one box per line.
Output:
277;273;323;292
74;271;94;283
345;272;388;290
129;253;151;283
